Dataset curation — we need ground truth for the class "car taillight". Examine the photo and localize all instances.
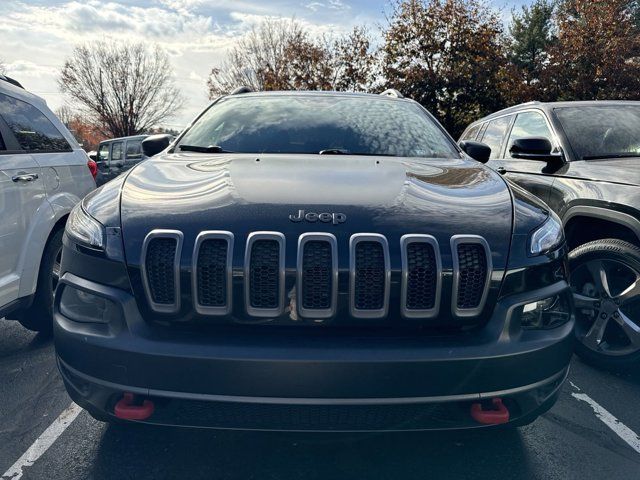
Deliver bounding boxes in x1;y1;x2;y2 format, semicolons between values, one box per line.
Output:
87;160;97;180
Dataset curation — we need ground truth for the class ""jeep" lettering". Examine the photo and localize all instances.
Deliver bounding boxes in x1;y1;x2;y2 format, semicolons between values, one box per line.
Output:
289;210;346;225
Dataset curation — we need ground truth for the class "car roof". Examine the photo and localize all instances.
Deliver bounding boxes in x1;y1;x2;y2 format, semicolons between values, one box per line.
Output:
0;76;49;110
222;90;411;102
473;100;640;125
101;134;149;143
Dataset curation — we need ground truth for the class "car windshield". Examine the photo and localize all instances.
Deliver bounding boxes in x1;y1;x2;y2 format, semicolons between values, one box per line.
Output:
554;105;640;160
177;95;459;158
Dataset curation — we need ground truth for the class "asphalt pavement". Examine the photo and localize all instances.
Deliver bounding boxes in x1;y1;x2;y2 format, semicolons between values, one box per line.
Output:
0;318;639;480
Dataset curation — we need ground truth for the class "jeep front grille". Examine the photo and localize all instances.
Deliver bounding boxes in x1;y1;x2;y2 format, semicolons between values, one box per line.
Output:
140;230;493;320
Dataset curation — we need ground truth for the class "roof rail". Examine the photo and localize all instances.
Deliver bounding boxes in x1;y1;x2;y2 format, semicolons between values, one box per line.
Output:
0;74;24;89
380;89;403;99
230;86;253;95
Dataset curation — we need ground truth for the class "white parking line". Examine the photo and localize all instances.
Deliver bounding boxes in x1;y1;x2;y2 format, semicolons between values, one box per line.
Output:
570;384;640;455
2;403;82;480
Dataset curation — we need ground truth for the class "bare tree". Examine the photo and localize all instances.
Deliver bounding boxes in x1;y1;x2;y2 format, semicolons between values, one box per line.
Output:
207;18;307;97
59;42;184;137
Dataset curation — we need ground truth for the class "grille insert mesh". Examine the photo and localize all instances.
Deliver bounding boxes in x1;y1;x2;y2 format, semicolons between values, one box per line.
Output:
301;240;333;310
249;239;280;309
145;237;177;305
196;239;228;307
353;241;386;311
406;242;438;310
456;243;488;309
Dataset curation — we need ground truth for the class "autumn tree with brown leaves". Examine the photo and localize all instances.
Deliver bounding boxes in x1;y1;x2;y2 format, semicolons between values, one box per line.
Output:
542;0;640;101
381;0;510;137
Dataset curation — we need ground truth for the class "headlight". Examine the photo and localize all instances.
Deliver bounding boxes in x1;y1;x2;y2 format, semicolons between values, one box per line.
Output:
66;203;105;249
529;213;564;255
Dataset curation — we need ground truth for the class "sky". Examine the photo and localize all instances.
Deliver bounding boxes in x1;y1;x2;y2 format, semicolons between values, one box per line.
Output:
1;0;529;130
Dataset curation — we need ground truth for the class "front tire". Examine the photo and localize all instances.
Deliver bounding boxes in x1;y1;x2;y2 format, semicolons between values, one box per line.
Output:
569;239;640;369
16;228;64;334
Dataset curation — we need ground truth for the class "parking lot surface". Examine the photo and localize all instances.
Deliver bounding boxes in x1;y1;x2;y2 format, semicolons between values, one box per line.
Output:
0;319;639;480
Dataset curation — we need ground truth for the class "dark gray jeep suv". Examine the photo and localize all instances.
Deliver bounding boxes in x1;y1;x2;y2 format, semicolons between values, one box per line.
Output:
461;101;640;368
55;90;573;430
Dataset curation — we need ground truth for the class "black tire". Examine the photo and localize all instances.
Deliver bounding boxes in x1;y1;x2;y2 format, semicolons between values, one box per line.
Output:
569;239;640;369
16;228;64;334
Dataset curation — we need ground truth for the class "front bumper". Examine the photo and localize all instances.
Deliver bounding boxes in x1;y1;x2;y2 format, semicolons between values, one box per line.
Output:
54;273;574;431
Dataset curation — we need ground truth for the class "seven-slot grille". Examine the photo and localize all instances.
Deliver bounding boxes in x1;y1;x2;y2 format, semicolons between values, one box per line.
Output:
141;230;492;319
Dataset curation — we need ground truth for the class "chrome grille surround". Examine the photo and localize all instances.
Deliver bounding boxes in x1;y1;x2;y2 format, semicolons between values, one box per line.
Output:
296;232;338;319
450;235;492;318
141;229;184;314
244;231;286;317
192;231;234;315
349;233;391;319
400;234;442;319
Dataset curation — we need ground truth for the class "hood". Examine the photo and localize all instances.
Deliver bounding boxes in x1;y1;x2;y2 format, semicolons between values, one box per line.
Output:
120;153;513;268
567;158;640;187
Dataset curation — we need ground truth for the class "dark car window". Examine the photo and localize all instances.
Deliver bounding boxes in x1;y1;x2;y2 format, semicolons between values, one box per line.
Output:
555;105;640;160
111;142;123;161
0;93;71;152
126;140;143;159
460;124;481;141
480;115;512;159
0;131;5;151
506;111;553;159
177;95;459;159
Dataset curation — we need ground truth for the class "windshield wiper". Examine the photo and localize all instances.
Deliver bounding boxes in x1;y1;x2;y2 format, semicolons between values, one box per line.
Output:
582;153;640;160
179;144;234;153
319;148;351;155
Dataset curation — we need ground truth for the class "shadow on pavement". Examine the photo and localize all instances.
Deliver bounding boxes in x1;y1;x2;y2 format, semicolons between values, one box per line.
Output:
91;424;533;479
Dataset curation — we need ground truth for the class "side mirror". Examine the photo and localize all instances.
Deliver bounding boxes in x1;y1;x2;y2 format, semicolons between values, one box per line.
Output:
510;137;562;163
459;140;491;164
142;134;172;158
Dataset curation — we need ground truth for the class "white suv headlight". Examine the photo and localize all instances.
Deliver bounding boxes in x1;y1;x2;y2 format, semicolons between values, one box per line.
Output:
66;203;105;249
529;213;564;255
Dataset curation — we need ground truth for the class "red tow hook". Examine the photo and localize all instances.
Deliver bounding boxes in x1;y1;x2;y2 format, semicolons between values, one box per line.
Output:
470;397;510;425
114;392;155;421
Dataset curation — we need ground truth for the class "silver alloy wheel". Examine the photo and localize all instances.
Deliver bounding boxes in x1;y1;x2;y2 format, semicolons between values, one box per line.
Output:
51;246;62;298
572;258;640;356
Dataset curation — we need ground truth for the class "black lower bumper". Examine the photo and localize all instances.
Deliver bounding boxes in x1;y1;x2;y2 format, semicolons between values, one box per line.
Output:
54;273;574;431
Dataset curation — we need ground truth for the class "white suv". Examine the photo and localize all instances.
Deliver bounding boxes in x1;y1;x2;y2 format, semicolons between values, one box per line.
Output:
0;75;95;333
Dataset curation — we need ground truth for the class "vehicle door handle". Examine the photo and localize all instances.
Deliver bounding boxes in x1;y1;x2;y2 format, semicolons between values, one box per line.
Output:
12;172;39;183
496;167;506;175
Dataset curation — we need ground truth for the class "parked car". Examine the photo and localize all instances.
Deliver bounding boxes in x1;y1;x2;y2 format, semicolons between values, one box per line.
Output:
95;135;149;186
460;100;640;368
0;75;95;332
55;89;573;430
